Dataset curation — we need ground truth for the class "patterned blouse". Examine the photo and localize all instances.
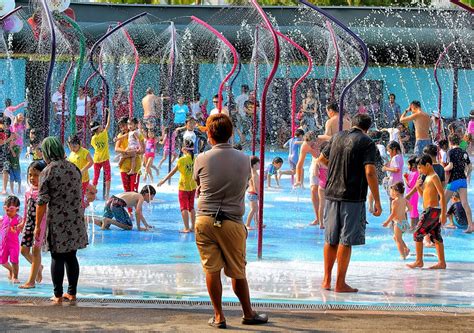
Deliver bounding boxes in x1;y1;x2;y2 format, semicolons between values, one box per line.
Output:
38;159;88;253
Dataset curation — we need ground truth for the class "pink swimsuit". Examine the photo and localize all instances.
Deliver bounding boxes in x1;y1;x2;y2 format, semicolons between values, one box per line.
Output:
407;170;419;219
318;165;328;189
145;138;156;159
11;122;26;147
163;132;176;153
0;214;21;265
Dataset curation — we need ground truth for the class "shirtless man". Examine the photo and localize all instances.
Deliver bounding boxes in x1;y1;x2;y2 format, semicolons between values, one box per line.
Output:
399;101;431;156
142;88;168;129
407;154;446;269
101;185;156;231
318;103;351;141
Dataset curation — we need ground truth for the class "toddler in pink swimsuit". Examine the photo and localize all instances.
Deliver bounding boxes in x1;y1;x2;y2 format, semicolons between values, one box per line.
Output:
404;156;419;230
0;195;22;283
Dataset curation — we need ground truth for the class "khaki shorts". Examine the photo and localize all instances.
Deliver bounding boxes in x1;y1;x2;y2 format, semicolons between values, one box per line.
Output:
195;215;247;279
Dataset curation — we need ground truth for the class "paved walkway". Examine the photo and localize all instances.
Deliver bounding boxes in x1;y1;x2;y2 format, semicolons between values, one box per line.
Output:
0;303;472;332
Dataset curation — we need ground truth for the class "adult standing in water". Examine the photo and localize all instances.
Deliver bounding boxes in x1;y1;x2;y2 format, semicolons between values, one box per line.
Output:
383;93;401;125
142;88;167;131
35;137;88;304
318;102;351;141
193;114;268;328
399;100;431;156
318;114;381;292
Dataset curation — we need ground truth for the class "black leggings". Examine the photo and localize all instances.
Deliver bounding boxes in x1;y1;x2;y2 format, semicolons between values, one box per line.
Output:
50;250;80;298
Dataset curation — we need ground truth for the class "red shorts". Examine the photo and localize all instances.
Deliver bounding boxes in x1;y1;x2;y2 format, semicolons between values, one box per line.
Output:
120;172;140;192
93;160;111;185
178;190;196;211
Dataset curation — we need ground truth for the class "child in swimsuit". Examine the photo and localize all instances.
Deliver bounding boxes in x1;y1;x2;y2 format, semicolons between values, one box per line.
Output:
383;182;411;259
19;161;47;289
0;195;22;283
143;130;160;182
246;156;260;230
404;155;419;230
158;127;177;169
316;141;329;229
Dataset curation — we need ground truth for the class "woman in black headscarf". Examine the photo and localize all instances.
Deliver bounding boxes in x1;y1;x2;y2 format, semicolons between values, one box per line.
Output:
35;136;88;303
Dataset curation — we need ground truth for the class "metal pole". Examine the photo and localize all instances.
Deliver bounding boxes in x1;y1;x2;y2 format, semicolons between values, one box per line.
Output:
252;26;258;156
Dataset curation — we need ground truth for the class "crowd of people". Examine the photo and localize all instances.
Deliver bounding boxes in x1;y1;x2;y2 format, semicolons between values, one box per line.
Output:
0;86;473;327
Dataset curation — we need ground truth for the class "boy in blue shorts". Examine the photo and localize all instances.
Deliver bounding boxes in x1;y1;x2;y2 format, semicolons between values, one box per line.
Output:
102;185;156;231
265;157;283;188
444;134;472;233
8;144;21;194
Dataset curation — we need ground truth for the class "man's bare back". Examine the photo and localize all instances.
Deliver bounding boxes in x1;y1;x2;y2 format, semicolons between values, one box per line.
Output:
323;115;350;140
142;94;160;118
115;192;142;208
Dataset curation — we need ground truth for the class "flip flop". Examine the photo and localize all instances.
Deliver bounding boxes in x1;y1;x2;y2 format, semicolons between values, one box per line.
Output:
208;317;226;329
242;312;269;325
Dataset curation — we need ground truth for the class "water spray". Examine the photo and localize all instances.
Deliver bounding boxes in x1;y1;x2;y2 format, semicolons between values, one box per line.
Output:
122;26;140;118
434;41;455;139
191;16;238;113
325;20;340;102
300;0;369;131
40;0;56;138
251;0;280;260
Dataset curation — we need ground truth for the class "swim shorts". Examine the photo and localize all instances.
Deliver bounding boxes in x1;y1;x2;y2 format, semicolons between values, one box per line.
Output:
324;199;367;246
8;168;21;183
247;192;258;202
145;152;155;159
414;139;432;156
394;219;410;233
309;161;319;187
446;178;468;192
103;196;132;227
413;207;443;243
178;189;196;211
0;243;19;265
195;215;247;279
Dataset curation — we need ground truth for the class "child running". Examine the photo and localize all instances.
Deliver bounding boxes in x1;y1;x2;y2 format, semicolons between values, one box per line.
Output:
19;161;47;289
407;154;446;269
382;182;411;259
316;141;329;229
279;129;304;179
157;140;197;233
101;185;156;231
90;111;111;200
143;130;160;182
67;134;94;202
404;155;419;230
246;156;260;230
0;195;22;283
158;127;177;169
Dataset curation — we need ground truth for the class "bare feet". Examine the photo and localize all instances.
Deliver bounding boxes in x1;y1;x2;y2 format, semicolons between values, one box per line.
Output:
463;227;473;234
406;261;424;269
51;296;63;305
19;282;36;289
334;283;358;293
321;280;331;291
36;265;43;283
12;278;20;284
246;225;255;230
429;262;446;269
179;229;191;233
63;293;77;301
309;220;319;226
319;223;325;229
444;224;456;229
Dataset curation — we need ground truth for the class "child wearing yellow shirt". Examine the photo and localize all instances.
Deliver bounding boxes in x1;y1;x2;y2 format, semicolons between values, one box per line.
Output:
157;140;197;233
90;111;111;200
67;134;93;204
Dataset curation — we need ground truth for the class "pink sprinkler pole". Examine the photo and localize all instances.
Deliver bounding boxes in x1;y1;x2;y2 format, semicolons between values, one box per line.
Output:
191;16;238;112
252;27;259;156
434;42;455;140
326;21;340;102
123;26;140;118
261;26;313;136
251;0;280;259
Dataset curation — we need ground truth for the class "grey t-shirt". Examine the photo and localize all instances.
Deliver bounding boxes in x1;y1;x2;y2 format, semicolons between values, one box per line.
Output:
193;143;251;223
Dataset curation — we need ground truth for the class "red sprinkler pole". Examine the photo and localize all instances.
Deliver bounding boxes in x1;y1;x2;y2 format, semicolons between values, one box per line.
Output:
123;26;140;118
434;42;454;139
326;21;340;102
251;0;280;260
252;26;259;156
191;16;238;113
261;26;313;136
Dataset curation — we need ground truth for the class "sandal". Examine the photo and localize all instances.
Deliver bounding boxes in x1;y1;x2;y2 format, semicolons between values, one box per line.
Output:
208;317;227;329
242;312;268;325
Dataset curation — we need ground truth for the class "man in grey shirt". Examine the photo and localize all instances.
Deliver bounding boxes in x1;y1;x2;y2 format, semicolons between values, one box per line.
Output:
193;113;268;328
